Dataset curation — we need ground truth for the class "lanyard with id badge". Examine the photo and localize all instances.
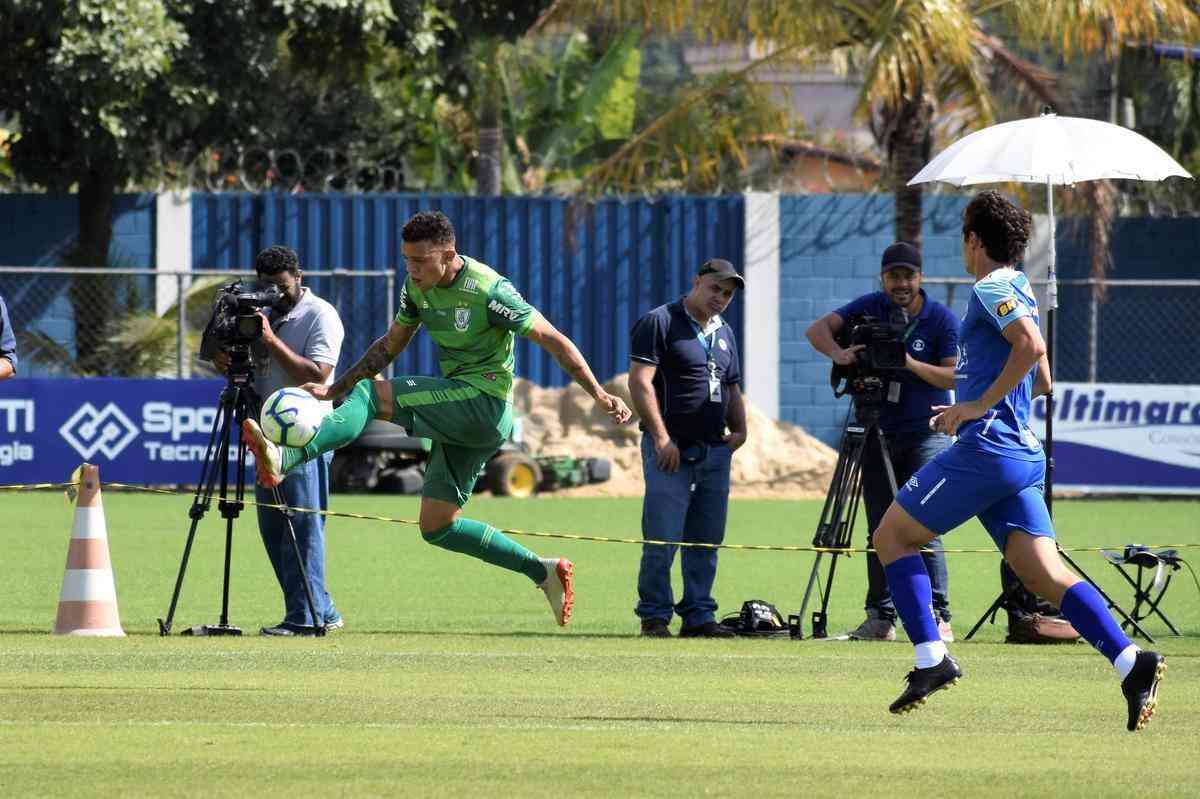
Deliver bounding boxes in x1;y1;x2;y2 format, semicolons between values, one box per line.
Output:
691;321;722;403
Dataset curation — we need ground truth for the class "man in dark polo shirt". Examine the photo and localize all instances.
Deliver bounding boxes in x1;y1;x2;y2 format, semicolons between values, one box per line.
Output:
629;258;748;638
806;241;960;642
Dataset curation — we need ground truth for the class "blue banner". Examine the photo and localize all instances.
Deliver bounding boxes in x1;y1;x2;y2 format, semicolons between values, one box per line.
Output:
1032;382;1200;494
0;378;258;485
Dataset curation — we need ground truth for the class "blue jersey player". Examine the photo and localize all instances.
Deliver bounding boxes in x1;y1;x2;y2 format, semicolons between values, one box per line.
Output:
873;191;1165;731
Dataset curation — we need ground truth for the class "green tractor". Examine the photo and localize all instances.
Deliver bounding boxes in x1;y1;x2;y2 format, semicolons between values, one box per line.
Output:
329;419;611;498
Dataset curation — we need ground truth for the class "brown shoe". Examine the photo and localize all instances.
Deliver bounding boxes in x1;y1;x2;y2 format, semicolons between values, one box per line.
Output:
641;618;671;637
679;621;736;638
1006;612;1080;644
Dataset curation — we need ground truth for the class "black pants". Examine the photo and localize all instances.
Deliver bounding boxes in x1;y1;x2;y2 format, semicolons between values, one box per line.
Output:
860;430;953;622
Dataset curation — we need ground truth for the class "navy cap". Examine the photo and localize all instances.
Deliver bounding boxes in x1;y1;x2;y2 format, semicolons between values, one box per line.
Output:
881;241;922;273
698;258;745;287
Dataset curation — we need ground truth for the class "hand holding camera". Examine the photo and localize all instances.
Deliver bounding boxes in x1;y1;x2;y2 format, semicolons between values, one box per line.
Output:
833;344;865;366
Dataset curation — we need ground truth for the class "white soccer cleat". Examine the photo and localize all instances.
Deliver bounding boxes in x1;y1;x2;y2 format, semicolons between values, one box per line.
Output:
538;557;574;627
242;419;284;488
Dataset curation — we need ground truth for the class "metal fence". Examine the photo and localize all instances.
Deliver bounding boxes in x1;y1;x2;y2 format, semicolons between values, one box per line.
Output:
0;267;395;379
922;276;1200;385
4;266;1197;386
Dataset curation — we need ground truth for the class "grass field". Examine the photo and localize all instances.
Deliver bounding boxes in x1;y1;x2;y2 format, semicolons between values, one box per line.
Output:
2;489;1198;798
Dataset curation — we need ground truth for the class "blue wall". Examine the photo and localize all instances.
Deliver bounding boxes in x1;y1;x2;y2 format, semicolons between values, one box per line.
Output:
778;194;970;445
2;191;1196;438
191;194;745;386
0;194;156;370
0;193;155;268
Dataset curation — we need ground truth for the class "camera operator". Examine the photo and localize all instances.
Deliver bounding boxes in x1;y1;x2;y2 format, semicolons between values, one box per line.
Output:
805;241;959;642
214;246;345;636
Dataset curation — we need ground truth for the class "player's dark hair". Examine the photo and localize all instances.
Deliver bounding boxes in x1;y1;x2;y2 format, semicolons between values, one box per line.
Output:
402;211;456;245
254;245;301;276
962;190;1032;265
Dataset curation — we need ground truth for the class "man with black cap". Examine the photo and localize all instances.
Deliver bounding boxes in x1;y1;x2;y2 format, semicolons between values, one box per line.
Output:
629;258;748;638
805;241;960;642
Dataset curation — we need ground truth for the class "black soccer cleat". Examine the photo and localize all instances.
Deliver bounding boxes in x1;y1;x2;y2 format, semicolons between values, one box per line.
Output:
889;655;962;715
1121;651;1166;732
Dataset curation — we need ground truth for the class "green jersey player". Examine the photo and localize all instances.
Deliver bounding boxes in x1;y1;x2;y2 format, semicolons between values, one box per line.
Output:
244;211;633;628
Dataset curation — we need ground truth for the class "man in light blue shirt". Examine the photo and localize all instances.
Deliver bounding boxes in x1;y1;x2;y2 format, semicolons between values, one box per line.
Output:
219;246;345;636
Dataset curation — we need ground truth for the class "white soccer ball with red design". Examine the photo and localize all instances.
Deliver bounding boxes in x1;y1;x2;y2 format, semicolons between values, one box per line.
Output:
260;387;326;447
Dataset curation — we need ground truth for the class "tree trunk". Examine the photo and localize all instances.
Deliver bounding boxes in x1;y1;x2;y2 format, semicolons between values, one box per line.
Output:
890;93;934;246
476;40;503;197
69;165;117;375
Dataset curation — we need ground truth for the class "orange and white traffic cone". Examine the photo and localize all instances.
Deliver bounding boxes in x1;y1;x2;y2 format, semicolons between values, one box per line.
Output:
54;464;125;637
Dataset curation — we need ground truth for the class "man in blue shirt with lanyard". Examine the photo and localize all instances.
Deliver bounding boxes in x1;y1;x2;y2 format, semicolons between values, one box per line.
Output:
875;191;1164;730
629;259;748;638
807;242;959;642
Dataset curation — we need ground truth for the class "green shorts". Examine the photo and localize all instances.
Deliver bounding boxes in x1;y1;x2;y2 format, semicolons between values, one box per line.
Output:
388;376;512;507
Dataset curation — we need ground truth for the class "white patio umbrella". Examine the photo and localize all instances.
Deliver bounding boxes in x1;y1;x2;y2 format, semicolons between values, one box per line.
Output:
908;109;1191;498
908;110;1191;641
909;109;1191;318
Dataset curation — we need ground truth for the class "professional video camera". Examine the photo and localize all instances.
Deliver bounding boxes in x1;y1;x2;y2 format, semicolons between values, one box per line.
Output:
830;311;908;404
199;280;284;362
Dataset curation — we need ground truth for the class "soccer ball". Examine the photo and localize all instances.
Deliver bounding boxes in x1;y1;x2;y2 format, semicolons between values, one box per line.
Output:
259;387;327;447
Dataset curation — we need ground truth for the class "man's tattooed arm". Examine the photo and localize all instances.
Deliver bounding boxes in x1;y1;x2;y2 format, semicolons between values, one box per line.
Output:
328;321;419;400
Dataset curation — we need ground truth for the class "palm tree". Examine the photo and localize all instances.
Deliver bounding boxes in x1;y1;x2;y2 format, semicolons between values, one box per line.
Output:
546;1;1200;249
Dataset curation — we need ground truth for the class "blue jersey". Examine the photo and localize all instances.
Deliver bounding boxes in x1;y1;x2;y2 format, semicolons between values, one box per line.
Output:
955;268;1043;460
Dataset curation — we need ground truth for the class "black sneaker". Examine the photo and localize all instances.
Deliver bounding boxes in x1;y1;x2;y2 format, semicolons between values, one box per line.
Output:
889;655;962;714
640;618;671;638
1121;651;1166;732
679;621;736;639
260;622;318;637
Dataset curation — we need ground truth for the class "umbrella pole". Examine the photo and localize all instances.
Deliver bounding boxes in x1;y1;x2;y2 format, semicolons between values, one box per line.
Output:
1045;177;1056;513
1042;179;1153;640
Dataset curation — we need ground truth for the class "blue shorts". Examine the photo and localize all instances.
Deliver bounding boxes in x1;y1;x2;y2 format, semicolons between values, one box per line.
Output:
895;443;1055;552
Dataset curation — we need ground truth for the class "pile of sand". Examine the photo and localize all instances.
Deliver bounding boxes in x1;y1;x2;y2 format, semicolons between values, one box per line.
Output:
512;373;837;498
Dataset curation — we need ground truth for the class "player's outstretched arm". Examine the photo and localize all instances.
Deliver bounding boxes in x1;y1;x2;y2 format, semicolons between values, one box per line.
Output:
303;321;419;402
526;317;632;425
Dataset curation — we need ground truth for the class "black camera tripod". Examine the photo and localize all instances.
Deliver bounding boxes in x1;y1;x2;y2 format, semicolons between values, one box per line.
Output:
158;346;323;636
791;393;896;639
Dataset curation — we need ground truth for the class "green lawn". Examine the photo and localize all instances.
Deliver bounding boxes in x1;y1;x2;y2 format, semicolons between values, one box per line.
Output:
2;490;1198;798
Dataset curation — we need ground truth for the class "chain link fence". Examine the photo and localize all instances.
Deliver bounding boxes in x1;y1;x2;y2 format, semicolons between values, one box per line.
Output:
900;276;1200;385
0;267;395;379
3;267;1197;385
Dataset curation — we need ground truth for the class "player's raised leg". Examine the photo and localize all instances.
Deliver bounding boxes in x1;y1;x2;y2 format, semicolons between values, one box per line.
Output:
244;378;385;488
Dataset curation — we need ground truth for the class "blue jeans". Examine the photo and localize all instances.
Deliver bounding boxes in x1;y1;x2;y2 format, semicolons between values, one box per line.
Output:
861;430;952;622
635;435;732;628
255;451;339;627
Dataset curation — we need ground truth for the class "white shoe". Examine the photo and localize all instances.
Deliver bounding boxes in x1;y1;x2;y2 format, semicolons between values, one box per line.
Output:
242;419;284;488
537;558;574;627
938;618;955;643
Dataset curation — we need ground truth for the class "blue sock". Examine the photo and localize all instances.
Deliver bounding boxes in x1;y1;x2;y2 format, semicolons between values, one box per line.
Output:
1059;581;1133;663
884;554;940;645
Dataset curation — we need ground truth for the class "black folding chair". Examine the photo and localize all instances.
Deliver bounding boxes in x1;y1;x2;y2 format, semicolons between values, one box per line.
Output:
1100;545;1186;637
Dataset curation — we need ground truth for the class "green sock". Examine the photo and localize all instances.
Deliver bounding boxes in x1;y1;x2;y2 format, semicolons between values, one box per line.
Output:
423;518;547;583
281;380;378;473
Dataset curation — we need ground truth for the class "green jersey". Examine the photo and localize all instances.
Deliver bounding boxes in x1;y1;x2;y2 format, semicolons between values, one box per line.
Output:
395;255;543;402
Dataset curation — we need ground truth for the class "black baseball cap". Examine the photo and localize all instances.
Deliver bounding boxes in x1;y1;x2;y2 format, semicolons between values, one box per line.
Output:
698;258;745;287
881;241;922;273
